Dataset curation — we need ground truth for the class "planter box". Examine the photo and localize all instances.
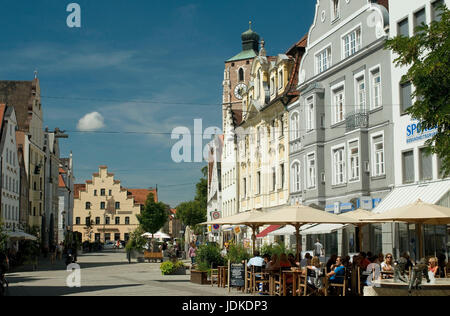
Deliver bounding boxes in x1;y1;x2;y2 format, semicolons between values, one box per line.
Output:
172;267;187;275
190;270;208;285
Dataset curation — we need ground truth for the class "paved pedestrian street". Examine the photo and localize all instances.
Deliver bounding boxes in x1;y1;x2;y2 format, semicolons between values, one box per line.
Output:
6;251;249;296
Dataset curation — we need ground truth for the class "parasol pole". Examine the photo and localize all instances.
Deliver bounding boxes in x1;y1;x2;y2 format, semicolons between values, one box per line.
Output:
295;223;302;261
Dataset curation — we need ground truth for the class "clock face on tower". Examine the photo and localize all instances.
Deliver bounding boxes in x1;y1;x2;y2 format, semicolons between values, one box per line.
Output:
234;83;248;100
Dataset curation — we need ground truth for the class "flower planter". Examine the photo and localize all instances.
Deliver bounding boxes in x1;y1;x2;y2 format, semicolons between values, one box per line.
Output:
190;270;208;285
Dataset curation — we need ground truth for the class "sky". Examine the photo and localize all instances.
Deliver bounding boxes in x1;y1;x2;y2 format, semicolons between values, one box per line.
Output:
0;0;316;207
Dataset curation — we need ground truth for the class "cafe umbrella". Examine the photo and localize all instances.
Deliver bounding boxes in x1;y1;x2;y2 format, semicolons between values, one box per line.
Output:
339;209;374;252
360;199;450;258
243;205;360;260
202;210;264;255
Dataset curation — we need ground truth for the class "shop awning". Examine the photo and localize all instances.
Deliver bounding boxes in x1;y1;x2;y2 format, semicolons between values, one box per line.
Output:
373;179;450;214
6;231;37;241
300;224;345;235
256;225;281;238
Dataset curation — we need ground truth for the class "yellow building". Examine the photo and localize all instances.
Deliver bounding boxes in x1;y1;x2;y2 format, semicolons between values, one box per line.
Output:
238;37;306;218
73;166;157;243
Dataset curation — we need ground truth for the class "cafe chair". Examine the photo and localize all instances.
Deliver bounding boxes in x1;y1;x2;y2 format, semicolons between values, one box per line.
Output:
272;269;283;296
245;266;253;293
327;269;347;296
210;264;219;287
252;266;270;295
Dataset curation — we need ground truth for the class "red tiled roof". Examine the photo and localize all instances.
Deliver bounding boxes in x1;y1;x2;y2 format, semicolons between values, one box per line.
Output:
59;174;66;188
74;184;86;199
256;225;281;238
0;104;6;132
127;189;158;205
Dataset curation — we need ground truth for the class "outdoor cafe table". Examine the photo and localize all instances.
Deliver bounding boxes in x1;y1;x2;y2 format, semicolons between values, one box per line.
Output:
218;266;228;288
282;269;304;296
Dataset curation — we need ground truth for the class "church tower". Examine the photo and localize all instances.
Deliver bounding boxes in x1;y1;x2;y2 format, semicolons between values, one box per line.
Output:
222;22;260;131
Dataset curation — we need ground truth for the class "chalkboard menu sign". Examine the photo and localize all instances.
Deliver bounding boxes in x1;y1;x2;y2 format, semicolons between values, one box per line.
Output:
230;263;245;287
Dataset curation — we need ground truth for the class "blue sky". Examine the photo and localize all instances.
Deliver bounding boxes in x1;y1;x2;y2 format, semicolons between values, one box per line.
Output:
0;0;316;207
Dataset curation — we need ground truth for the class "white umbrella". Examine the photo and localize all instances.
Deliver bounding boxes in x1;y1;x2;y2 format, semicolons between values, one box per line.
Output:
141;231;171;240
6;231;37;241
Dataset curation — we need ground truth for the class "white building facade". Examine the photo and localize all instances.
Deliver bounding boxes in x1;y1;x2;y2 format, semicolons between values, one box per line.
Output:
0;106;21;232
378;0;450;260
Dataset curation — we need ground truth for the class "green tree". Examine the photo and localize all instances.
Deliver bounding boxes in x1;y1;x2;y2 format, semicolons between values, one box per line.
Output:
176;167;208;230
136;193;169;238
386;4;450;177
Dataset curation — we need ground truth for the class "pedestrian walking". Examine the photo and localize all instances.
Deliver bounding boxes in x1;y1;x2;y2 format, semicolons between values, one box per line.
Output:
314;239;324;258
188;243;197;266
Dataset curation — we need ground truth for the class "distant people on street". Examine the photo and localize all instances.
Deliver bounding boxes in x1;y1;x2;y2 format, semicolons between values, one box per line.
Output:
57;243;63;261
188;243;197;265
49;244;56;264
314;239;323;257
247;251;264;269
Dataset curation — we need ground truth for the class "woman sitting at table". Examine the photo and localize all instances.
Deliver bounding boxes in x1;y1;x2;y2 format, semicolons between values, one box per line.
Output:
428;257;439;277
288;253;298;267
268;254;280;271
381;253;394;279
279;254;293;269
306;256;323;289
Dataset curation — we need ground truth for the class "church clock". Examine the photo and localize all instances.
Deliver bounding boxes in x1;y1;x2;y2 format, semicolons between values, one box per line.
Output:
234;83;248;100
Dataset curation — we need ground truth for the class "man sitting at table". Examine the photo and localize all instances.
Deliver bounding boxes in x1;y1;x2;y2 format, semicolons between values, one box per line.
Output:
247;251;265;270
327;256;345;284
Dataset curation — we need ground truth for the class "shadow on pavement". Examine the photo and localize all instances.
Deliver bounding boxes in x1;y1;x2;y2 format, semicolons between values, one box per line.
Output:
8;283;142;296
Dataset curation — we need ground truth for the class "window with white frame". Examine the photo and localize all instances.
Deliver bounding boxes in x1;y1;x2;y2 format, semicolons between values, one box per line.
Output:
331;0;340;21
291;112;300;141
343;28;361;58
306;97;315;132
372;135;385;176
307;154;316;189
316;47;331;74
356;76;366;112
333;146;346;185
291;162;301;193
332;86;345;124
371;68;382;109
348;141;360;181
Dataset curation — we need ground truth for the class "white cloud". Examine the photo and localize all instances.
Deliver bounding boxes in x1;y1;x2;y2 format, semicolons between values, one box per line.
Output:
77;112;105;131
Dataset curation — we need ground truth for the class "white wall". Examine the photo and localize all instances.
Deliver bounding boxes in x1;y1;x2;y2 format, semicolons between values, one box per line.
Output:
390;0;449;185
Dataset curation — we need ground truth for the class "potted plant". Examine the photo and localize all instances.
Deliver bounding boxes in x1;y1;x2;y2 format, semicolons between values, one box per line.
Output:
160;260;186;275
191;243;225;285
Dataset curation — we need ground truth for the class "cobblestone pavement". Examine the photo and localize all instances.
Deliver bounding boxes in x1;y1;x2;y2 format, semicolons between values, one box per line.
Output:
5;250;250;296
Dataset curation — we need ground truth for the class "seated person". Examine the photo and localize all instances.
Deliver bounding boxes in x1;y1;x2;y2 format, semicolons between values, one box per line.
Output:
263;254;271;269
428;257;439;277
288;253;298;267
327;256;345;284
268;254;280;271
359;252;371;271
305;256;323;289
247;251;264;269
326;255;338;273
381;253;394;278
300;253;312;268
279;253;292;269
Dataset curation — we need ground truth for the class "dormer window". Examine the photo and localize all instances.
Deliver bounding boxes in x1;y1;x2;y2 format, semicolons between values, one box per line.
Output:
270;76;275;95
278;69;284;90
331;0;340;21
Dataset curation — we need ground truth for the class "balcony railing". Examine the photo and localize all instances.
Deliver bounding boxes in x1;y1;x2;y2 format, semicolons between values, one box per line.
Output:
346;111;369;132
